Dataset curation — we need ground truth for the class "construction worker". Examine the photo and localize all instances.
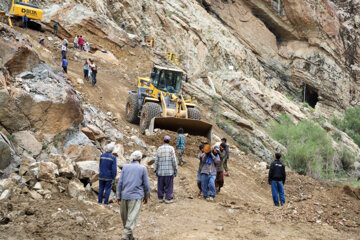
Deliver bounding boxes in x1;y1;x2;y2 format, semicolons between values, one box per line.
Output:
87;58;97;87
61;56;68;74
61;43;67;59
83;59;90;81
98;142;117;205
22;13;28;29
197;144;205;196
221;138;230;176
53;21;58;36
117;151;150;240
73;35;78;49
216;143;226;193
84;41;90;52
154;135;177;204
78;35;84;50
200;145;220;201
175;128;186;166
268;153;286;206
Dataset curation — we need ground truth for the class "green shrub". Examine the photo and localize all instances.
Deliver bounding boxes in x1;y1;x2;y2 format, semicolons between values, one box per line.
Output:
332;107;360;147
42;142;48;150
339;147;355;171
269;114;334;178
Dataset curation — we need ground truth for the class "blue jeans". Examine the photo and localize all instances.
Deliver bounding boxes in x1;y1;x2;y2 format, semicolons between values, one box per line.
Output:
201;174;216;199
98;180;112;204
271;180;285;206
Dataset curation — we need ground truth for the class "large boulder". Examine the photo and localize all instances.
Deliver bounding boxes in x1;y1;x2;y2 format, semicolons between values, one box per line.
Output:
64;144;101;162
81;124;105;141
49;154;75;178
0;133;16;170
12;131;42;157
0;25;41;74
19;157;36;176
130;135;147;149
0;89;31;132
37;162;59;182
75;161;99;180
68;179;86;199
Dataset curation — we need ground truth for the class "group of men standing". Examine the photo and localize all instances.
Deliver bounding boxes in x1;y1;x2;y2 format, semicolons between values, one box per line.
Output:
98;130;286;240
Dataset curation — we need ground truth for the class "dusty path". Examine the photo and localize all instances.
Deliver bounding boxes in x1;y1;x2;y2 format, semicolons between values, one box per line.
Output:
2;27;359;240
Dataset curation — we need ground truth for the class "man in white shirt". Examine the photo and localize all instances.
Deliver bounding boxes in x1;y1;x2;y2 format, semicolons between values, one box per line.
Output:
74;35;78;49
61;44;67;59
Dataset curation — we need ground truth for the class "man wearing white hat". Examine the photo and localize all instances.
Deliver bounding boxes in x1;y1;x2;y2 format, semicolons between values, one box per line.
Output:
98;142;117;205
117;151;150;240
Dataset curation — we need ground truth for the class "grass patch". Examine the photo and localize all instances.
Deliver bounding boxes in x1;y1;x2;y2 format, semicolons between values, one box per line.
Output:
348;180;360;187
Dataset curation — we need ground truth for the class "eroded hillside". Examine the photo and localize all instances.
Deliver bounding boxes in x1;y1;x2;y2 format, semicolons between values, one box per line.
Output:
0;0;360;239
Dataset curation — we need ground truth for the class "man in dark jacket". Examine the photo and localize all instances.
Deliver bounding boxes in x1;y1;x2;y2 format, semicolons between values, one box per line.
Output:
53;21;59;35
98;142;117;204
221;138;230;176
268;153;286;206
22;13;28;29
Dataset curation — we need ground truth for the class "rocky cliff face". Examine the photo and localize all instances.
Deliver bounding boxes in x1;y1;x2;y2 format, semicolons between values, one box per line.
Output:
1;0;359;166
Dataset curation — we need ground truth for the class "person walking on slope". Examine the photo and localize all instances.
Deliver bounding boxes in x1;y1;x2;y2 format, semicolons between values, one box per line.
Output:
61;42;67;59
175;128;186;166
78;35;84;50
73;35;78;49
53;21;59;36
216;143;226;193
200;144;220;201
87;58;97;87
98;142;117;205
268;153;286;206
221;138;230;176
117;151;150;240
22;13;28;29
83;59;90;81
61;56;68;74
84;41;90;52
197;144;205;196
154;135;177;204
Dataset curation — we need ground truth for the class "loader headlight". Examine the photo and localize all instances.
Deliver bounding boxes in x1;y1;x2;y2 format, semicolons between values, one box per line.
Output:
191;96;199;100
146;89;153;94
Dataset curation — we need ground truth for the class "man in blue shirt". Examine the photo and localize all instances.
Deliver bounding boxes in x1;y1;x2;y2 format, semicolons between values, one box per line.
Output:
175;128;186;166
117;151;150;240
62;57;68;73
22;14;28;29
98;142;117;205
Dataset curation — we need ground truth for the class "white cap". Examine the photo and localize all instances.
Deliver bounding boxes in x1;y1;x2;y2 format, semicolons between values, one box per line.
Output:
104;142;115;153
130;150;143;161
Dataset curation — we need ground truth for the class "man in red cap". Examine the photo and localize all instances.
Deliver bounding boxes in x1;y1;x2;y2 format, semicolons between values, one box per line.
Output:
154;135;177;204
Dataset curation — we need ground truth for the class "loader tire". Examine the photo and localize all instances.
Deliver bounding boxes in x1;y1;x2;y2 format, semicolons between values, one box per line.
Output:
188;108;201;120
140;102;161;134
126;94;140;123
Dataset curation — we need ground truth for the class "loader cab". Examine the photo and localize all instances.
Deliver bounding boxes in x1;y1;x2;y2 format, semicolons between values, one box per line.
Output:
150;66;183;94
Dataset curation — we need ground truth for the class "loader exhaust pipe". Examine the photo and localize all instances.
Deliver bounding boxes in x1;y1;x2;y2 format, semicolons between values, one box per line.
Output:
149;117;212;143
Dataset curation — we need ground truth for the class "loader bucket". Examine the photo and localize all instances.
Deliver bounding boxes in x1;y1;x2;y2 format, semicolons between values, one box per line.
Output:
149;117;213;143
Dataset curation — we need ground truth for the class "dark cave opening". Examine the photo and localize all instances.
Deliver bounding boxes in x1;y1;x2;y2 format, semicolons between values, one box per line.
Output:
303;84;319;108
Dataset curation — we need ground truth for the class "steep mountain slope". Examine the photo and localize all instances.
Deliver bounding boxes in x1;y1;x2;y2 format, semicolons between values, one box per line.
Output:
28;0;360;163
0;0;360;239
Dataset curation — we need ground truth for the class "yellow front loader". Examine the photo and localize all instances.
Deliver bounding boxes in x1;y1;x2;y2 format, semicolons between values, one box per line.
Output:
125;65;212;142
